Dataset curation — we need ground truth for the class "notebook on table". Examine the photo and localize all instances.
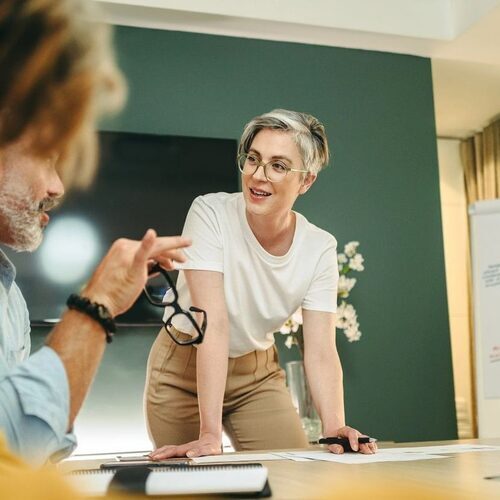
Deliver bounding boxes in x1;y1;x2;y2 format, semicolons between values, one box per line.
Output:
68;463;271;497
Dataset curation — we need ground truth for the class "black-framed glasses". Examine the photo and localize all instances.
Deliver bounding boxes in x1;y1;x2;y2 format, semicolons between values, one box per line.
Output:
143;264;207;345
237;152;308;183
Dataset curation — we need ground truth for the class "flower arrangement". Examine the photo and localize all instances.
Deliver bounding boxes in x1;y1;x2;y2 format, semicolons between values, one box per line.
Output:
279;241;364;351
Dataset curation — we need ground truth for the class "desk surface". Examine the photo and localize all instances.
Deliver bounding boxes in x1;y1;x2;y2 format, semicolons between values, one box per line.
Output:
61;439;500;499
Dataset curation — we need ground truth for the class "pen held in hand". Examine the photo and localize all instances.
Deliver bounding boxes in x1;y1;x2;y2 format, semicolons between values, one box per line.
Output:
318;436;377;452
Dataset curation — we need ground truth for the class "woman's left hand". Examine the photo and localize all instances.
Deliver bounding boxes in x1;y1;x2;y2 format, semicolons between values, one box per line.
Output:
148;433;222;460
326;426;378;454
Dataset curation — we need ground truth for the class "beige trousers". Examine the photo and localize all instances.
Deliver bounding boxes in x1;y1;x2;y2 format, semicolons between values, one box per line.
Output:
145;328;308;451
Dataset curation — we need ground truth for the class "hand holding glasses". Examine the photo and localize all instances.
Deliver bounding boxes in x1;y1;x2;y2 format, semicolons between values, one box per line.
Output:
143;264;207;345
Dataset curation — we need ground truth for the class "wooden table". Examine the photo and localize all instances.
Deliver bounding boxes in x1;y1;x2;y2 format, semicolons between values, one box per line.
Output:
60;439;500;499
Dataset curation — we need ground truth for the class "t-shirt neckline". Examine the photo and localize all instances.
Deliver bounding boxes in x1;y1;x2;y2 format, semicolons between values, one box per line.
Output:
237;193;301;264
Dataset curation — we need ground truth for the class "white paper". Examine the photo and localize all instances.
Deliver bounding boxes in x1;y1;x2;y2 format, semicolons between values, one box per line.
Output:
273;452;315;462
381;444;500;454
63;450;150;463
284;450;448;464
192;453;283;463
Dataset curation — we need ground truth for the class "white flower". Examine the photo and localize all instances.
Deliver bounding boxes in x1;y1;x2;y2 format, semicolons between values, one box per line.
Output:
336;302;350;328
336;301;361;342
279;308;302;334
278;241;365;345
345;325;362;342
339;302;357;320
284;336;294;349
337;301;347;315
291;308;303;326
344;241;359;258
337;275;357;298
279;322;292;335
348;254;364;272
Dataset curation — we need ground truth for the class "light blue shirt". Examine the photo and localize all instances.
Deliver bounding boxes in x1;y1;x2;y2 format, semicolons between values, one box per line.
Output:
0;249;76;465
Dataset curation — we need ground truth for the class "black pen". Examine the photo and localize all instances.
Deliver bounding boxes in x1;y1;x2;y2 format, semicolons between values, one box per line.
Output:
318;436;377;452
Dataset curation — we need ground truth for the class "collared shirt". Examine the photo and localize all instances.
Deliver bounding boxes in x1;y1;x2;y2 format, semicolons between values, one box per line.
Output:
0;248;76;466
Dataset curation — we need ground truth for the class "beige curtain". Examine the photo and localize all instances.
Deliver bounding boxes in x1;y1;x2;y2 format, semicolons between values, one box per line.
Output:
459;118;500;438
461;119;500;204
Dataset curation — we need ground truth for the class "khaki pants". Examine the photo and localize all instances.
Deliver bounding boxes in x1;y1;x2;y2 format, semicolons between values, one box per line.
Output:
145;328;308;451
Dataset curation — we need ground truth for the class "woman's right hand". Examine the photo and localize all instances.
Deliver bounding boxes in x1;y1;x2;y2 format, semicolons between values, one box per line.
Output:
148;432;222;460
148;270;228;462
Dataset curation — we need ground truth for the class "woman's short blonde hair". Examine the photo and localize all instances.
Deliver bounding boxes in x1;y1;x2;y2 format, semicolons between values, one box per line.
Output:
238;109;330;175
0;0;126;188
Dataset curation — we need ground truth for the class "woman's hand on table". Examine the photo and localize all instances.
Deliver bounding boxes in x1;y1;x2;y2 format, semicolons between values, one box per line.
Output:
148;433;222;460
326;426;378;454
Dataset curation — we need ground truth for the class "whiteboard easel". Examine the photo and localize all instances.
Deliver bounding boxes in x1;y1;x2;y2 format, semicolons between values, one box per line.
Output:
469;199;500;438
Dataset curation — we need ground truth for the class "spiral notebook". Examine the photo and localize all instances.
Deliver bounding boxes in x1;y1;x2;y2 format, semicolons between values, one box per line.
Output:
68;463;271;497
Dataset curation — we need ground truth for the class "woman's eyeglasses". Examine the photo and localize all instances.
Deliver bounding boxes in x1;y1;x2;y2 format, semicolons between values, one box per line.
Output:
237;152;308;183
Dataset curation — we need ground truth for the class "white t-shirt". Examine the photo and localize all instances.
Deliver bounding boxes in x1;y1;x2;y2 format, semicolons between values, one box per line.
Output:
166;192;338;358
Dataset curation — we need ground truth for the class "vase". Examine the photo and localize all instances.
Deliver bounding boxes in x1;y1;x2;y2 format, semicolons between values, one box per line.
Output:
285;360;322;443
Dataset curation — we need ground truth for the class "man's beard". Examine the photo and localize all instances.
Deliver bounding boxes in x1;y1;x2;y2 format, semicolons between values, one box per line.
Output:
0;176;59;252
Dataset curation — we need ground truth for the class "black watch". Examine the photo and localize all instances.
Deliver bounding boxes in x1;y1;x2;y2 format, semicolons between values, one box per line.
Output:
66;294;116;343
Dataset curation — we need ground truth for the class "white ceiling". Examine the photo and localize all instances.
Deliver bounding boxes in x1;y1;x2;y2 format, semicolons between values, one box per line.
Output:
97;0;500;138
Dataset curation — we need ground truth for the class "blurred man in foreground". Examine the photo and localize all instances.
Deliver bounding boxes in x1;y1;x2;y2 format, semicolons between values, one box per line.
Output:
0;0;190;467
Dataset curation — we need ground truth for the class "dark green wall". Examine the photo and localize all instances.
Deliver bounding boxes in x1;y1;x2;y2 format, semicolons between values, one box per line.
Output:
103;26;456;442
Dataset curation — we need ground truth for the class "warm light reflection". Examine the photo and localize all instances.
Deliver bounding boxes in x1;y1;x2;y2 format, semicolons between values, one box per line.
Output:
38;216;101;284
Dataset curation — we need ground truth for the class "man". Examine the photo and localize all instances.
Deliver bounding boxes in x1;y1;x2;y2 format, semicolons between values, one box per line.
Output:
0;0;190;466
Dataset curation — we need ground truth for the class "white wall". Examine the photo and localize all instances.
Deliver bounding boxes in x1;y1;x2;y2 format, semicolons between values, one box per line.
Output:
437;138;474;438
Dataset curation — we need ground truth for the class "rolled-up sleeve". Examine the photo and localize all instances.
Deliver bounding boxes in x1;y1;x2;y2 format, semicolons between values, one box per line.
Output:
0;346;76;466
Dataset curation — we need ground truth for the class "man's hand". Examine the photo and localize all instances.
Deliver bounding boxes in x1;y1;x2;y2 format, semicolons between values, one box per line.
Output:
327;426;378;454
46;230;190;428
149;433;222;460
82;229;191;317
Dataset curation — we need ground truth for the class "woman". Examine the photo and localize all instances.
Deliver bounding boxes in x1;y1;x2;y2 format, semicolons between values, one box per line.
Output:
146;109;376;457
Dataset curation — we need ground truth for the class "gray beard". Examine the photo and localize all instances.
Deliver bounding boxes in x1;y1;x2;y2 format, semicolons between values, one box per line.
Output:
0;186;44;253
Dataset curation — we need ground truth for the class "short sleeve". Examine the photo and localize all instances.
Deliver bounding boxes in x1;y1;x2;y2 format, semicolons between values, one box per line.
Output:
302;238;339;313
179;196;224;273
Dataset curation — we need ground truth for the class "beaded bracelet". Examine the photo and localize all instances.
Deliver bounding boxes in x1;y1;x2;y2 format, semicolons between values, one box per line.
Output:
66;294;116;343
